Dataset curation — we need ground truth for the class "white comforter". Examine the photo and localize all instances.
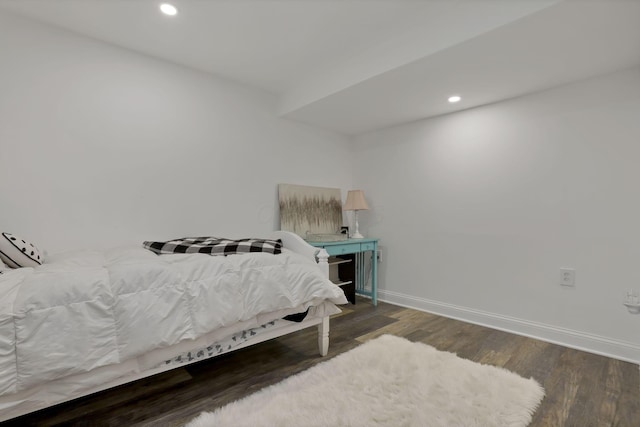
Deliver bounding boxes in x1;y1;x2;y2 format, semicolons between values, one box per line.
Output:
0;247;346;397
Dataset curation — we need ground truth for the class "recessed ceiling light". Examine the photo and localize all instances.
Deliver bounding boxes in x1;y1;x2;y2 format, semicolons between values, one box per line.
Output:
160;3;178;16
448;95;461;103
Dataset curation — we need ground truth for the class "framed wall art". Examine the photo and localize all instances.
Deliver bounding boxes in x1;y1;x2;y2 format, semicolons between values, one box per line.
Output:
278;184;343;238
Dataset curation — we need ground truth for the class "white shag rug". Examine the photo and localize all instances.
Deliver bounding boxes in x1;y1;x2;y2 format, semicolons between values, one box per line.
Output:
186;335;545;427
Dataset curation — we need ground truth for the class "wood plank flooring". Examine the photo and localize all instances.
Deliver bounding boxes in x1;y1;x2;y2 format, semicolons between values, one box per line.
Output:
5;298;639;426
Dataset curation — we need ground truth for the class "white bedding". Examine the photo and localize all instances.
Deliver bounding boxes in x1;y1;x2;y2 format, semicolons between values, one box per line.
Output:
0;246;347;398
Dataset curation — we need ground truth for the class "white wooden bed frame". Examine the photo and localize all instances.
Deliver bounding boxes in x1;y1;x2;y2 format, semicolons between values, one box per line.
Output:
0;231;334;422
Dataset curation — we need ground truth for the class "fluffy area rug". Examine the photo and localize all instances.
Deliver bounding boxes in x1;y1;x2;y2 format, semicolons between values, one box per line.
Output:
186;335;545;427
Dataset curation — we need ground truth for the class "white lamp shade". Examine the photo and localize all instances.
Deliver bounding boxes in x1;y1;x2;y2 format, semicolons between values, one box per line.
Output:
344;190;369;211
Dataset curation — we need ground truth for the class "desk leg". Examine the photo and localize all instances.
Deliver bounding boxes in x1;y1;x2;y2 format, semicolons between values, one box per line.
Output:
372;246;378;306
357;252;361;294
358;252;363;296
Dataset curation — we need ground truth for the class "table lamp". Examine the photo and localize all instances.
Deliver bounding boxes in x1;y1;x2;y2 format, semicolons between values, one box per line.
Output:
344;190;369;239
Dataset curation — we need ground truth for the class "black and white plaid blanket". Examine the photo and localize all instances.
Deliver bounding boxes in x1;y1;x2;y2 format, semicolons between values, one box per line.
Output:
143;237;283;256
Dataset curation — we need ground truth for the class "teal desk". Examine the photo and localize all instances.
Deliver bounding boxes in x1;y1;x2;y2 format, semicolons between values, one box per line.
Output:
308;238;378;306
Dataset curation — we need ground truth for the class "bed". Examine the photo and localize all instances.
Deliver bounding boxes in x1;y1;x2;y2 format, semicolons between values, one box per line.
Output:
0;231;346;422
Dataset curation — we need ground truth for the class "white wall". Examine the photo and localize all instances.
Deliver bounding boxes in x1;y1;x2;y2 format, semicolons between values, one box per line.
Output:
0;11;353;253
353;67;640;362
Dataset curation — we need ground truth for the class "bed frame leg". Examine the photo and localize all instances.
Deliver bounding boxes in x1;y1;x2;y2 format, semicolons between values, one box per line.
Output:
316;248;330;279
318;316;329;356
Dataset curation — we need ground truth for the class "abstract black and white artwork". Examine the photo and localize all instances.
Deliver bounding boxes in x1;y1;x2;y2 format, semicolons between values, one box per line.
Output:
278;184;342;238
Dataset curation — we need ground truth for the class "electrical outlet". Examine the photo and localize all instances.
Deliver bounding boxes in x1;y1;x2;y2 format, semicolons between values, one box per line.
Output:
560;268;575;287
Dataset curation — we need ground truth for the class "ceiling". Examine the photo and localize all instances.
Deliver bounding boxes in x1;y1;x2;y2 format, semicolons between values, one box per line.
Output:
1;0;639;135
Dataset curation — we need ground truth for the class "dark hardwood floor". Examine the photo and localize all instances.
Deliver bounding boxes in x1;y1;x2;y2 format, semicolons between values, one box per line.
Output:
6;297;639;426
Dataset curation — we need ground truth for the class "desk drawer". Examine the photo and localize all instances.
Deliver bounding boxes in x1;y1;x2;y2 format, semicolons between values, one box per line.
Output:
325;243;362;256
360;242;376;251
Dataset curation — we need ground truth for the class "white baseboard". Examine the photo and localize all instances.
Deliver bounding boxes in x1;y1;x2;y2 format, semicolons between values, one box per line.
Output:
378;289;640;365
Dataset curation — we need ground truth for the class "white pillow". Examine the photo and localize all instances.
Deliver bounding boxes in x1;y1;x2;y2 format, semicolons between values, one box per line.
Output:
0;232;44;268
0;259;9;274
